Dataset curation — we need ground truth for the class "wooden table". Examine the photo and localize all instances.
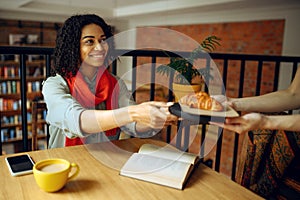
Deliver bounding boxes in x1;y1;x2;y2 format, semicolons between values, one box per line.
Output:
1;138;263;200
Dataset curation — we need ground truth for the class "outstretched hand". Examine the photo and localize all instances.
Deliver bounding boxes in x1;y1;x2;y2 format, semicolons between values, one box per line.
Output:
130;101;178;130
209;113;265;134
211;95;239;110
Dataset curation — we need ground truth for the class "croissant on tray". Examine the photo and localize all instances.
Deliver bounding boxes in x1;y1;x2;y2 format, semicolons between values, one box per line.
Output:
179;91;224;111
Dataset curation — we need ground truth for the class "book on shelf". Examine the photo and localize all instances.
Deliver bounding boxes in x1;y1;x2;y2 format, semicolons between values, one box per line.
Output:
0;81;20;95
120;143;199;190
7;81;11;94
1;65;18;78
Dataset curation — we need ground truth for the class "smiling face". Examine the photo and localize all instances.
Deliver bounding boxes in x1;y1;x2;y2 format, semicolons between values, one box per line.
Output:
80;23;109;69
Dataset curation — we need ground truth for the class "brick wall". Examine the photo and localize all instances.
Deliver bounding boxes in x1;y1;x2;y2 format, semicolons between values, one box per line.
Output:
136;19;285;97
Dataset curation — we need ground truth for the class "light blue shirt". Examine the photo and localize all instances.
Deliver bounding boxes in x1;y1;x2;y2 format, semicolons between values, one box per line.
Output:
42;73;140;148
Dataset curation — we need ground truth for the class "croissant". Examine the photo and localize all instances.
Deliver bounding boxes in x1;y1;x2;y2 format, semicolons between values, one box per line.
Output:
179;91;224;111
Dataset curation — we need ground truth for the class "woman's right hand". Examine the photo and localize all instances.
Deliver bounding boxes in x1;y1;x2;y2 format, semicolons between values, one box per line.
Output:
128;101;178;130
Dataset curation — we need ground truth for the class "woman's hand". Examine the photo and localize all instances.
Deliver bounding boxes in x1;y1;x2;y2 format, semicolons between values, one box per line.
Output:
211;95;242;111
209;113;265;134
129;101;178;130
211;95;234;107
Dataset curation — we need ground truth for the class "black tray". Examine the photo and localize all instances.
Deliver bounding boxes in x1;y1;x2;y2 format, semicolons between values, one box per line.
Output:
169;103;226;125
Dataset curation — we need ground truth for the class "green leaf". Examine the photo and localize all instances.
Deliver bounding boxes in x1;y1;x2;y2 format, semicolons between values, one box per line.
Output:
156;35;221;84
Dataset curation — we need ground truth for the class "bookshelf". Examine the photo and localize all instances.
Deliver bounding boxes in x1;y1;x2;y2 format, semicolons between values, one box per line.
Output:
0;58;48;154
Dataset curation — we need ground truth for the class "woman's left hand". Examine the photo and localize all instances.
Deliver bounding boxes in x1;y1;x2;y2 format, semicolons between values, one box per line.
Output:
209;113;265;134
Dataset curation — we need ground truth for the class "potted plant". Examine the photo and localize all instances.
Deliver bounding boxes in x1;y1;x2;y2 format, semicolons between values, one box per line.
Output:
156;35;221;101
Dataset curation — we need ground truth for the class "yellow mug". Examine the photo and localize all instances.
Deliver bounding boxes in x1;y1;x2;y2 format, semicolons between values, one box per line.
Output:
33;158;80;192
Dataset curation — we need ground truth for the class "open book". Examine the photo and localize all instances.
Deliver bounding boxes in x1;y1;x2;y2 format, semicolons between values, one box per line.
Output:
120;143;199;190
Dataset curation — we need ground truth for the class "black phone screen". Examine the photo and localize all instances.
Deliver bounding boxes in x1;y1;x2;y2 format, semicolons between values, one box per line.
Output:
6;155;34;173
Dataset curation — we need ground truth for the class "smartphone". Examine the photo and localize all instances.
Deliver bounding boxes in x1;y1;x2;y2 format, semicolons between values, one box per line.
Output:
5;154;35;176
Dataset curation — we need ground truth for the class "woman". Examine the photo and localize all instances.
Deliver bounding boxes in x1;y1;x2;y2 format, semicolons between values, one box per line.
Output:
42;14;177;148
210;68;300;198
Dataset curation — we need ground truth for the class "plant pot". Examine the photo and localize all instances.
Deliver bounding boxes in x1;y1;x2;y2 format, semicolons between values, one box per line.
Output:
172;83;203;102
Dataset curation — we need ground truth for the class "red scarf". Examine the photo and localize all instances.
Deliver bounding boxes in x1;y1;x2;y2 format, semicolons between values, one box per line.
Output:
65;67;119;146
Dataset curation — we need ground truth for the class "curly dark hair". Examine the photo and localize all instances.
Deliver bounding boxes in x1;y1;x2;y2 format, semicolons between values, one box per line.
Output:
52;14;115;78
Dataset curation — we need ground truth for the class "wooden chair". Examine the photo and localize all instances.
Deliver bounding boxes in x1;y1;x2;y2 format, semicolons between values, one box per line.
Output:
31;101;48;151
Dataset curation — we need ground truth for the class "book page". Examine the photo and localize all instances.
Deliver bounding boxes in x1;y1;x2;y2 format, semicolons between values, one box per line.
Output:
120;153;192;189
138;144;198;165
